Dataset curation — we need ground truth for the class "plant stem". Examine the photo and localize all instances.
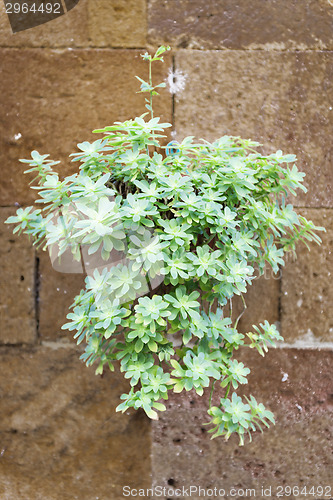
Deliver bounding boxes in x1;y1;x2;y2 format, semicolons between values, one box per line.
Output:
224;381;232;399
219;382;231;409
234;293;247;329
209;380;216;408
149;59;153;120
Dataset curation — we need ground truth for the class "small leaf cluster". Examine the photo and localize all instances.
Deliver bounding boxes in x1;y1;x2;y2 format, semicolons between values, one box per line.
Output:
208;393;275;445
5;47;324;445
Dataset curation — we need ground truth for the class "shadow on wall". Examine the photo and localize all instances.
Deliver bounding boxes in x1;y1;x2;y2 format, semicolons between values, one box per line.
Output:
5;0;81;33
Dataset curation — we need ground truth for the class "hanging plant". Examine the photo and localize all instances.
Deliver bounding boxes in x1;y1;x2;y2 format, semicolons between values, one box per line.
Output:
6;46;324;445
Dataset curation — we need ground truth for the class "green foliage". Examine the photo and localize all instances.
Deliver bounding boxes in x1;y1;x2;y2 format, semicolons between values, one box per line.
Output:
5;46;325;445
207;393;275;445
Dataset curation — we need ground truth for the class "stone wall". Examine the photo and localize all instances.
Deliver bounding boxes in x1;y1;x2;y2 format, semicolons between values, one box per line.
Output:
0;1;332;498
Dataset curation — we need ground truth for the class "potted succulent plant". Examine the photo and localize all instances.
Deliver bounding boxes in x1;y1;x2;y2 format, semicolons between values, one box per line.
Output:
6;46;324;445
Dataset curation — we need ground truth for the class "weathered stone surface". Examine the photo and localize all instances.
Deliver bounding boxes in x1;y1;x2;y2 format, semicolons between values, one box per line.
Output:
88;0;147;47
281;209;333;344
0;0;89;47
0;49;172;205
149;0;333;50
0;346;151;499
0;0;147;48
0;207;36;344
236;267;280;335
39;249;85;341
152;348;333;498
174;50;333;207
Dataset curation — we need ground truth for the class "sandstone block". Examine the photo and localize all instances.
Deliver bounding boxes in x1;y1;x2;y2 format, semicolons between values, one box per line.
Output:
38;249;85;341
88;0;147;47
0;48;172;205
174;50;333;207
149;0;333;50
0;0;89;47
152;348;333;497
236;267;280;335
0;346;151;499
281;209;333;344
0;207;36;344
